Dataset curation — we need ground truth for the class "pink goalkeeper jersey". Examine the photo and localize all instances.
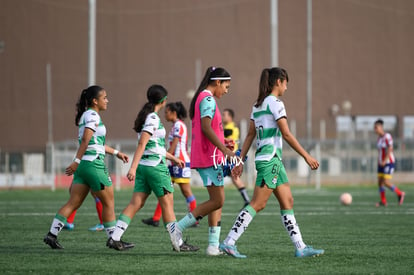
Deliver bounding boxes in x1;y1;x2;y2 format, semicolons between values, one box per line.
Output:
190;90;224;168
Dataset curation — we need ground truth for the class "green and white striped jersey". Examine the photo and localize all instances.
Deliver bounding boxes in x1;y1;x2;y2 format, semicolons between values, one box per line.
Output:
139;112;166;166
251;95;287;161
78;109;106;161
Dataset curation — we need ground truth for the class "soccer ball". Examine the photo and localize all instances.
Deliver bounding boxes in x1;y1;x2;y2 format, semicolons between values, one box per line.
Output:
340;193;352;205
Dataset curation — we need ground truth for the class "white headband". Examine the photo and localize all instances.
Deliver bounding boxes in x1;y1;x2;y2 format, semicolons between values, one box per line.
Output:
210;77;231;80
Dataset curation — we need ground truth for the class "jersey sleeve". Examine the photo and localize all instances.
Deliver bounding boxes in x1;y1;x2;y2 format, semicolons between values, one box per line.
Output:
173;121;182;138
84;111;99;132
269;98;287;121
385;133;393;148
142;113;159;135
199;96;216;118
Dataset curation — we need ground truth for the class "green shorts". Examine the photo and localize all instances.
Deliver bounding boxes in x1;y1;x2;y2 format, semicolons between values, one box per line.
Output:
197;165;224;187
73;158;112;192
134;163;174;197
255;157;289;189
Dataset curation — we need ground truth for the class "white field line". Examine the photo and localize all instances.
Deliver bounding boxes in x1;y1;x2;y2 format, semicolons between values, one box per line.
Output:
1;210;414;217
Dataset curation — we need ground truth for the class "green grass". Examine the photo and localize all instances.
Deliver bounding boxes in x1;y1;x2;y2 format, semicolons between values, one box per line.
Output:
0;184;413;274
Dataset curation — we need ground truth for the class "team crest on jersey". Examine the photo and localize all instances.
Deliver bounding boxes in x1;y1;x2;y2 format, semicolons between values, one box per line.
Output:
150;114;156;119
206;97;212;101
272;176;278;184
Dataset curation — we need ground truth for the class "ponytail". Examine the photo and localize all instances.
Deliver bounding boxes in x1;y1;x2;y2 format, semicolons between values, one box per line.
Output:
133;84;168;132
75;85;104;126
189;66;231;119
255;67;288;107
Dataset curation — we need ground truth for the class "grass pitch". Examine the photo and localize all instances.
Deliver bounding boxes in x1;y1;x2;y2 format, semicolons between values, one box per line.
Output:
0;184;413;274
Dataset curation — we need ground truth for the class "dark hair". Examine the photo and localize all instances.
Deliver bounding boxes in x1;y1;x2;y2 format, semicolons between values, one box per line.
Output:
75;85;104;126
223;108;235;119
375;119;384;126
133;84;168;132
189;66;231;119
255;67;289;107
167;101;187;120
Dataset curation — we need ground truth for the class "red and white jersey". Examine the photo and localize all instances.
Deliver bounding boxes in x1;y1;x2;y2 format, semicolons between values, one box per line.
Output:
168;120;191;163
377;133;395;164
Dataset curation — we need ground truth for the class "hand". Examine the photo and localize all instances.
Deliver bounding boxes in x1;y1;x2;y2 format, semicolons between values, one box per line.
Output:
117;152;129;164
224;138;235;151
223;147;236;159
231;163;244;178
381;161;386;167
174;158;185;168
305;155;319;170
127;168;136;182
65;162;79;176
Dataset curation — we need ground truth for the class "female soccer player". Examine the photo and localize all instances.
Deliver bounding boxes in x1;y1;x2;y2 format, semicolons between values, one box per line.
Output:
374;119;405;206
43;85;129;249
219;67;324;258
222;108;250;208
142;102;197;227
176;67;235;256
107;85;198;252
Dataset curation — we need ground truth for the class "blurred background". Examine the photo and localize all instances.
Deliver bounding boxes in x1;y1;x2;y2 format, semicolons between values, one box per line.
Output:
1;0;413;189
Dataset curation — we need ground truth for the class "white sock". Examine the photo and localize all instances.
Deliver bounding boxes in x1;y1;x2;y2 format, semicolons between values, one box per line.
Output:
111;220;129;241
281;212;306;250
105;226;115;238
167;221;183;246
49;218;65;236
224;208;254;246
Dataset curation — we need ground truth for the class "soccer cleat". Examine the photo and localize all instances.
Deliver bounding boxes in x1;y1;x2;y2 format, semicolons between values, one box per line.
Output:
398;192;405;205
141;217;160;227
106;237;135;251
43;232;64;249
295;246;324;258
88;223;104;231
63;223;74;231
219;242;247;258
206;245;223;256
173;239;200;252
376;201;388;207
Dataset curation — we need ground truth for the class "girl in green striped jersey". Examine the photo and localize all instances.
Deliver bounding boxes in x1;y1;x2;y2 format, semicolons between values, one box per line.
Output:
44;85;129;249
108;85;198;252
220;68;324;258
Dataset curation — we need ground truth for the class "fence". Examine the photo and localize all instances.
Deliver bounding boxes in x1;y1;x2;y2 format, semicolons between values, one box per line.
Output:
1;138;413;190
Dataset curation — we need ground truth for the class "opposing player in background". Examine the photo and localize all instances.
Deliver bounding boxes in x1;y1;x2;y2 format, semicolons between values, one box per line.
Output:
142;101;197;227
220;67;324;258
176;67;235;256
44;85;129;249
374;119;405;207
222;108;250;208
107;85;198;252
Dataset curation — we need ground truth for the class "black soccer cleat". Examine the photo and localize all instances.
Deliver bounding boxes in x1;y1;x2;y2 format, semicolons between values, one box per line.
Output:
173;239;199;252
106;237;135;251
44;232;64;249
141;217;159;227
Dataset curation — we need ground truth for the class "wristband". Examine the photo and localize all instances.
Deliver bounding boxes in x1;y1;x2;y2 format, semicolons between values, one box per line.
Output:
74;158;81;164
113;149;119;156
